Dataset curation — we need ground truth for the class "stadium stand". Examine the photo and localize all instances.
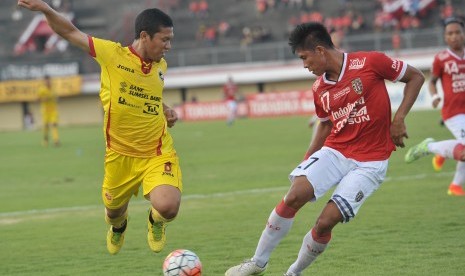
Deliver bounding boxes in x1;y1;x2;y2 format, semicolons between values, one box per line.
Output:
1;0;465;73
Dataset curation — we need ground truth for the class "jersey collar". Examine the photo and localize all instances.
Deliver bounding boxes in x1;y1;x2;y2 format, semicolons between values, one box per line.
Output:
447;48;465;60
323;52;347;85
129;46;153;74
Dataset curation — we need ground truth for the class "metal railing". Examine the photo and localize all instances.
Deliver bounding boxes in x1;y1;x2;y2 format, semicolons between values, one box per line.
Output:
163;27;445;68
1;27;446;76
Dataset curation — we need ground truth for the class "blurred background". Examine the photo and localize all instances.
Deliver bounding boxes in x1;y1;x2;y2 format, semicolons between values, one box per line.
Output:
1;0;464;131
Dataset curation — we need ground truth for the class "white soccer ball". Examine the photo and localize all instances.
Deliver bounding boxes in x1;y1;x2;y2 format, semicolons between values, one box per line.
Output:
162;249;202;276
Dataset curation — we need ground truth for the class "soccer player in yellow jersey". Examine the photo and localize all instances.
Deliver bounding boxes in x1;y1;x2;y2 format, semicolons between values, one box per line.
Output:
37;75;60;146
19;0;182;255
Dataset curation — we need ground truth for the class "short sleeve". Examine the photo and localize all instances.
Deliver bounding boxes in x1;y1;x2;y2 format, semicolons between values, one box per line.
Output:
369;52;407;83
89;37;121;66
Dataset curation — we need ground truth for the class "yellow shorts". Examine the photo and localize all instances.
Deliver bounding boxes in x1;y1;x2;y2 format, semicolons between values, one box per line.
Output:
102;148;183;209
42;110;58;125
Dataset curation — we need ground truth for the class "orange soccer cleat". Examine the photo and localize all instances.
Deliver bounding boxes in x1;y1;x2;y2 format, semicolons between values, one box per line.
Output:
432;155;446;172
447;184;465;196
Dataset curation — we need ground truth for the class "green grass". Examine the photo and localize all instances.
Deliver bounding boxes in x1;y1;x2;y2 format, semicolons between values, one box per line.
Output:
1;110;464;275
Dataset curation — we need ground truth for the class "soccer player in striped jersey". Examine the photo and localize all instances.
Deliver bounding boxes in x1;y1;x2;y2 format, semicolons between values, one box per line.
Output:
19;0;183;254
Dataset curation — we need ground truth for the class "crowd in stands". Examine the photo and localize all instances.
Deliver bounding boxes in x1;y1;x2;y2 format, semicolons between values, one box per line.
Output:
188;0;209;18
8;0;465;57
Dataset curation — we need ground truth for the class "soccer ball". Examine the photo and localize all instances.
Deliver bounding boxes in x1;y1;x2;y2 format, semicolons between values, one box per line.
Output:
162;249;202;276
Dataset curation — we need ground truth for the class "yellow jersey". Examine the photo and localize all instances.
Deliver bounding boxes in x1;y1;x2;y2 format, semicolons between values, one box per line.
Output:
37;84;58;115
89;36;174;158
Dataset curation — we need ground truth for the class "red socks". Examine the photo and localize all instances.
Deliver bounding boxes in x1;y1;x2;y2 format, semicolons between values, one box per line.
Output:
275;199;298;219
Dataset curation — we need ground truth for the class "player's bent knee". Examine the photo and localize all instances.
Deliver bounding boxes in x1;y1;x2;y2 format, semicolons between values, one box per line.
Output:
314;216;336;233
105;205;128;219
286;176;315;207
154;204;179;220
314;204;343;231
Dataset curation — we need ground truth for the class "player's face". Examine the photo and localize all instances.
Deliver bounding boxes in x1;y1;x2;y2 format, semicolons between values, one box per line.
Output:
444;23;465;50
143;27;174;62
296;48;326;76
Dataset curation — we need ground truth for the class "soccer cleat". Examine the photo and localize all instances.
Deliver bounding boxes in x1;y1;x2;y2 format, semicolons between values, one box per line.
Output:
432;154;445;172
284;273;301;276
447;184;465;196
225;259;267;276
106;225;125;255
405;138;435;163
147;214;166;253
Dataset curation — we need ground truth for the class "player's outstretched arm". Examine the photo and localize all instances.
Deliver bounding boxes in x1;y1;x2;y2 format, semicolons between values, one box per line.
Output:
17;0;89;53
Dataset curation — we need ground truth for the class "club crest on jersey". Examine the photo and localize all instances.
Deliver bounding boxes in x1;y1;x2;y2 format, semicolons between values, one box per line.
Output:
158;70;164;81
351;78;363;94
162;162;174;177
104;190;113;202
355;190;364;202
141;61;152;74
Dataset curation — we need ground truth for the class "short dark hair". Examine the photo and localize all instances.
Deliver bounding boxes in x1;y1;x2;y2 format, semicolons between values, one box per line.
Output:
443;17;464;29
288;22;334;54
134;8;173;39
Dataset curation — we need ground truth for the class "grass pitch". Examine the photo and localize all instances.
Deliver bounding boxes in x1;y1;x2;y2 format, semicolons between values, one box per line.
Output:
1;110;464;275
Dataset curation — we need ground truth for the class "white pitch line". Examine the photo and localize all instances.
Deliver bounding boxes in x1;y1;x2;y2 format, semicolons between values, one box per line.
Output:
0;171;454;218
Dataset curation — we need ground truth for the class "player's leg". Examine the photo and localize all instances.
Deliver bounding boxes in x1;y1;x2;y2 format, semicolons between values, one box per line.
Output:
49;111;60;146
147;185;181;252
226;100;237;126
225;148;348;276
143;155;182;253
102;149;140;254
225;176;311;276
105;203;129;255
448;161;465;196
285;158;387;275
444;115;465;195
426;140;465;161
42;121;50;147
432;154;446;171
285;202;340;275
404;137;435;163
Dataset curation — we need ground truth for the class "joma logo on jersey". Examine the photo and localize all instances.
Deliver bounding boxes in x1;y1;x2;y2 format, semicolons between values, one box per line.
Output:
117;64;135;73
348;57;366;70
143;103;159;115
445;61;459;74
